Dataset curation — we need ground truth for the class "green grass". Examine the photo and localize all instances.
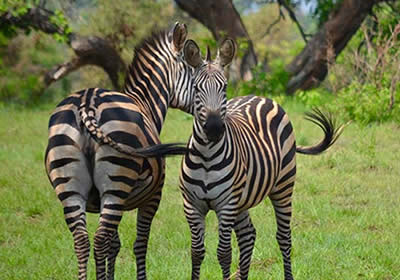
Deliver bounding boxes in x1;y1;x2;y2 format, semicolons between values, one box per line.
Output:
0;101;399;279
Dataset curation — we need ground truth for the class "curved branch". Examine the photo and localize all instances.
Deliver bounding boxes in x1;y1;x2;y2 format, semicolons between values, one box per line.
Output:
45;34;126;90
1;5;126;90
277;0;310;43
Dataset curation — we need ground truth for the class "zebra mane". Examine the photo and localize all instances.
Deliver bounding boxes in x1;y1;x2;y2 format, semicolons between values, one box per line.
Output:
128;29;169;73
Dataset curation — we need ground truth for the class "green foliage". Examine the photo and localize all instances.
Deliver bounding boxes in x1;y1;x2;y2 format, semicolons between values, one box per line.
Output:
297;88;333;108
321;4;400;125
327;82;400;125
303;0;343;26
0;33;72;105
0;0;71;42
81;0;174;61
230;61;289;101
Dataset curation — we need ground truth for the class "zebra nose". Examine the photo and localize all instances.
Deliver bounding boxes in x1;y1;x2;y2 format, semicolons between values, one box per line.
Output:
204;112;224;142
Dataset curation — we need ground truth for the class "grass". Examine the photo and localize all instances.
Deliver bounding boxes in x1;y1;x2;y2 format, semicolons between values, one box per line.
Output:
0;100;399;279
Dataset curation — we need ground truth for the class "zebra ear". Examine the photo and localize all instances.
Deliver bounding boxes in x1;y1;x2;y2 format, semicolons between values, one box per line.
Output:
184;40;203;68
216;38;236;67
171;22;187;52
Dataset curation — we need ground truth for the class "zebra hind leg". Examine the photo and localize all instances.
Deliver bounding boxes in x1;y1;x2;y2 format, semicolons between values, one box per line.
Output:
134;192;162;280
106;231;121;280
233;211;256;280
216;210;236;280
62;194;90;280
184;201;207;280
94;194;124;280
270;193;294;280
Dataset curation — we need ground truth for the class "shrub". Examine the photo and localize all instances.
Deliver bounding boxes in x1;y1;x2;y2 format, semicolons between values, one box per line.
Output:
327;82;399;125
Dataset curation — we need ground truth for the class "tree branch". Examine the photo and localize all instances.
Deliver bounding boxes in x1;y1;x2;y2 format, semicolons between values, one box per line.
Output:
259;5;284;39
277;0;310;43
1;5;126;90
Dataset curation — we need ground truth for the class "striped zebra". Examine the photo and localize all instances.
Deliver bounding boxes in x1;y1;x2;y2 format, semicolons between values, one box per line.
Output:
180;39;344;280
44;23;194;280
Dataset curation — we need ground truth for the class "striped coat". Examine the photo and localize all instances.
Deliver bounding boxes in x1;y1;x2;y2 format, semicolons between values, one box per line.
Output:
45;23;193;280
180;39;343;280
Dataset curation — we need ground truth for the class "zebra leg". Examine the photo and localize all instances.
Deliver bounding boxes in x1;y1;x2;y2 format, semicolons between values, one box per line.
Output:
63;194;90;280
134;192;162;280
216;210;236;280
184;201;207;280
94;194;124;280
233;211;256;280
270;194;294;280
106;231;121;280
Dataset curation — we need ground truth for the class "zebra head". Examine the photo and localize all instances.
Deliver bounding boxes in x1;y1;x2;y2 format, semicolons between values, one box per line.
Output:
183;38;236;142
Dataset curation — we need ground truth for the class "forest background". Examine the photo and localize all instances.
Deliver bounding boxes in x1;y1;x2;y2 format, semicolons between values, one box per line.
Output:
0;1;400;279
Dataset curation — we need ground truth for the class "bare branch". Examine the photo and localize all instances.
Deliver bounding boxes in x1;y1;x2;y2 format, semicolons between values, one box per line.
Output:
1;5;126;90
259;5;284;39
277;0;310;43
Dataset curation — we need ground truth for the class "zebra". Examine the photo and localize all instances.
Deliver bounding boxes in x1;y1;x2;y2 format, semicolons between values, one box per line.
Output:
44;23;194;280
179;38;344;280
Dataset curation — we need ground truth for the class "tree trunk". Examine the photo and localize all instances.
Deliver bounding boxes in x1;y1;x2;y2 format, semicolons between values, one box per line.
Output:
175;0;258;81
286;0;380;94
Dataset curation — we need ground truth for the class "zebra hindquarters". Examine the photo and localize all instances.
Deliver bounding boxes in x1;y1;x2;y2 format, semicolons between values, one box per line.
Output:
45;135;94;280
92;146;141;280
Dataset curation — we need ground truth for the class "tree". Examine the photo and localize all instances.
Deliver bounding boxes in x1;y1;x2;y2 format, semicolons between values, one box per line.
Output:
176;0;397;94
0;2;126;91
175;0;258;81
286;0;394;94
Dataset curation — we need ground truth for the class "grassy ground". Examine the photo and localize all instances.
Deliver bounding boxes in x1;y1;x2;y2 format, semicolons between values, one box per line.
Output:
0;100;399;280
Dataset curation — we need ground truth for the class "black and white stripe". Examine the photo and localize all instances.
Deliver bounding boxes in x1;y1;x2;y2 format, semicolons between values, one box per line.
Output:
180;39;343;280
45;23;194;280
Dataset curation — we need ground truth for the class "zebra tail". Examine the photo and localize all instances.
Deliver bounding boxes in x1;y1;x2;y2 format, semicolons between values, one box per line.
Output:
79;106;188;158
296;108;345;155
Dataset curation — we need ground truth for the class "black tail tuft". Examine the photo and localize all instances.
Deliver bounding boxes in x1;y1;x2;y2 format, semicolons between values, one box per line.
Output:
296;108;344;155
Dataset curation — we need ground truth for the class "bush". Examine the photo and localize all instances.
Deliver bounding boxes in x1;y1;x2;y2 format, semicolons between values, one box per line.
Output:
228;62;289;101
327;82;400;125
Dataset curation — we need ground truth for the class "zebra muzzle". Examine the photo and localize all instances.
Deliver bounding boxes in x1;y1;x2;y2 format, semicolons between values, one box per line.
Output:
204;113;225;142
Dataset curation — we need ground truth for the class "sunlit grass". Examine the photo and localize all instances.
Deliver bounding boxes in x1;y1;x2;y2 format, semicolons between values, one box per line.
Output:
0;102;399;279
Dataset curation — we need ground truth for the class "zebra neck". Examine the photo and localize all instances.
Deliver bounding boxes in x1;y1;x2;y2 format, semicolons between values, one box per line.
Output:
124;66;170;135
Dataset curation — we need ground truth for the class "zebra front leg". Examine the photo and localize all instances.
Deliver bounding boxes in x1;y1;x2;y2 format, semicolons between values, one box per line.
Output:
270;192;294;280
94;194;124;280
134;192;162;280
184;200;207;280
106;231;121;280
217;210;236;280
233;211;256;280
63;194;90;280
